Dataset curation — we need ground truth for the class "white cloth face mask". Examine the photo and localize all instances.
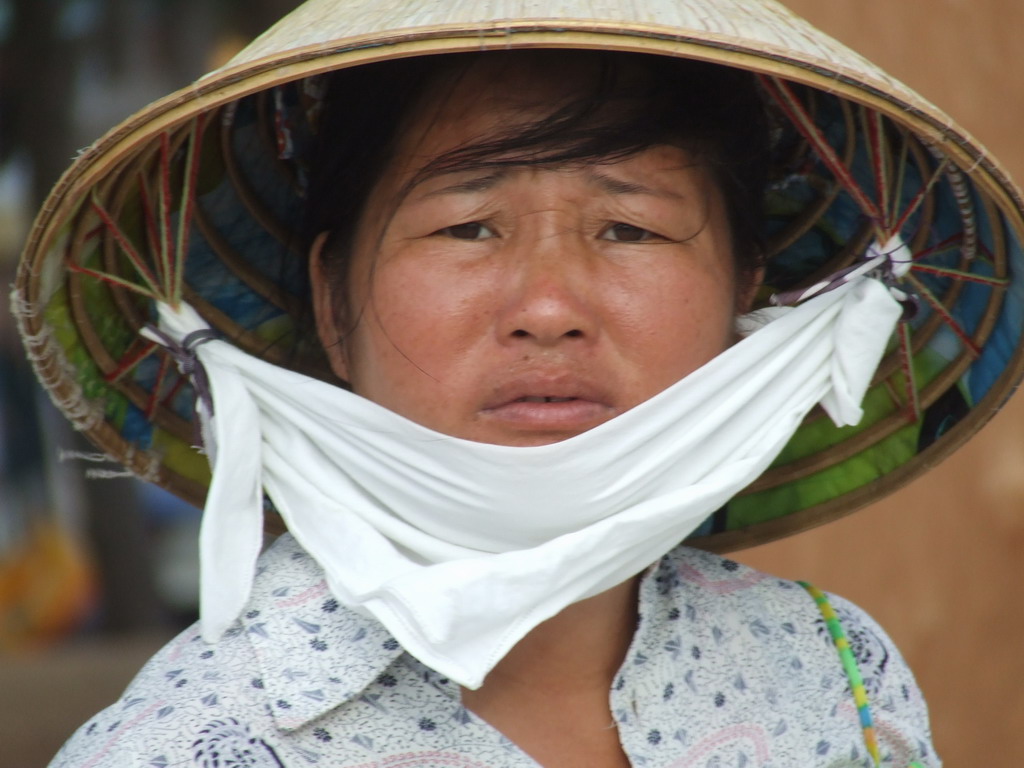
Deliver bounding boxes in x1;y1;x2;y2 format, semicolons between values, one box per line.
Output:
143;270;901;689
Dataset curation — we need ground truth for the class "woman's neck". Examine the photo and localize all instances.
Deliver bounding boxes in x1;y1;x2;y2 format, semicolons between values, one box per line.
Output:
460;574;642;767
478;574;641;689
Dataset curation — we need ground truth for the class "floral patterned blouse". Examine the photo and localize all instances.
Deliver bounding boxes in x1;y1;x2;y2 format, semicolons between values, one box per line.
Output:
50;534;939;767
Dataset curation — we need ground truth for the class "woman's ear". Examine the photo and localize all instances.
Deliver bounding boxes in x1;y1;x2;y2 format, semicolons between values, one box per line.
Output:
309;231;351;382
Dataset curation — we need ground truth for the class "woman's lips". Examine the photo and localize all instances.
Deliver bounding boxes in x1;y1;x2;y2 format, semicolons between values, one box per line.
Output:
479;382;617;432
482;397;614;429
516;395;578;403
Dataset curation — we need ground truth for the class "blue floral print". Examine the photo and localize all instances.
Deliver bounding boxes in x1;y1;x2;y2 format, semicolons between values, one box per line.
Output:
49;535;938;767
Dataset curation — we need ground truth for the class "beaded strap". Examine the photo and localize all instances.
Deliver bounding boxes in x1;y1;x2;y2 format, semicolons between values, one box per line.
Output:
800;581;882;765
799;584;934;767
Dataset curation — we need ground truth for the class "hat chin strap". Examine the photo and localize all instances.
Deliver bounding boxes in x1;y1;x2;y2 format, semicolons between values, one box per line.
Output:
144;270;900;689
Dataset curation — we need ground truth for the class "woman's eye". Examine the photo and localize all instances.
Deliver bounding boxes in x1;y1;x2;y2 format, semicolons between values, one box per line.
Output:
601;223;660;242
436;222;495;240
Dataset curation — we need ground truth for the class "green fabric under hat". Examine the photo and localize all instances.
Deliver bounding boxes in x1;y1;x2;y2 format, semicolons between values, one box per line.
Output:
13;0;1024;551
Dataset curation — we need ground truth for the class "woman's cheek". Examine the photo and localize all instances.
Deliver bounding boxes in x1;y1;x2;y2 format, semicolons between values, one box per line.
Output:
370;257;496;367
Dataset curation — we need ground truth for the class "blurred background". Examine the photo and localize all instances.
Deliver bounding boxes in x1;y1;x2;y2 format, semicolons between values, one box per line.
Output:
0;0;1021;765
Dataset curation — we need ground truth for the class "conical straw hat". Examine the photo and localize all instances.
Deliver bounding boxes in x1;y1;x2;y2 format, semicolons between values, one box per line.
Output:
14;0;1024;551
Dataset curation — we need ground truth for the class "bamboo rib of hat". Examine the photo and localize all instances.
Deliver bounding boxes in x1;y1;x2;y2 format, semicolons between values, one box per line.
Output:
14;0;1024;551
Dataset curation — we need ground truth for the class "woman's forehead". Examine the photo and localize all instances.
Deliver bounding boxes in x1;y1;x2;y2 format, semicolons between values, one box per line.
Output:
402;151;707;208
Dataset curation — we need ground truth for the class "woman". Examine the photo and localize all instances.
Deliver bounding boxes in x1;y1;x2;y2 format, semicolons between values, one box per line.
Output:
14;0;1024;766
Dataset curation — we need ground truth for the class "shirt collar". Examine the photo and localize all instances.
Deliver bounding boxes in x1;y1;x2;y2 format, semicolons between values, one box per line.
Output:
239;535;404;731
236;536;756;733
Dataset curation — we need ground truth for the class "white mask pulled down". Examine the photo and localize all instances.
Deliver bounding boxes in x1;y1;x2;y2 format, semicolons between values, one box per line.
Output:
143;269;901;689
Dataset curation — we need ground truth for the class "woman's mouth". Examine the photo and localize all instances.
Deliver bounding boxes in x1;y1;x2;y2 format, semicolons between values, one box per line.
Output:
516;396;578;403
480;389;617;437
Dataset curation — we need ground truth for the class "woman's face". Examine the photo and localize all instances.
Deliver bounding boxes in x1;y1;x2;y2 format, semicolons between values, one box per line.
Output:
312;57;754;446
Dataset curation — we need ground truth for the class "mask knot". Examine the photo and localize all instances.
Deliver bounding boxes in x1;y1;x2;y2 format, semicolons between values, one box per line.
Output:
770;233;917;320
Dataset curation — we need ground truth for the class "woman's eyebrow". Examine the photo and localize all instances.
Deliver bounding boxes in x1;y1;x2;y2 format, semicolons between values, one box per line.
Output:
419;168;510;197
587;169;686;199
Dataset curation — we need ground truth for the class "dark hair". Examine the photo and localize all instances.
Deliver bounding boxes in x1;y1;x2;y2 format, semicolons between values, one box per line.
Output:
302;49;772;325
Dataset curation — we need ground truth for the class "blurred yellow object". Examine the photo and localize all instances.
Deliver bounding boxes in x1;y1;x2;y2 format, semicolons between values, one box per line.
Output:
207;32;250;71
0;519;98;651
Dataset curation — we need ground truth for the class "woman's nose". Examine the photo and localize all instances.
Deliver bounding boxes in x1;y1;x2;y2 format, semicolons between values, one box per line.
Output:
495;231;599;346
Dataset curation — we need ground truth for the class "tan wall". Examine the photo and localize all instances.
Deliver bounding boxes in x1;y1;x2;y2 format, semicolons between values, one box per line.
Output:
741;2;1024;764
